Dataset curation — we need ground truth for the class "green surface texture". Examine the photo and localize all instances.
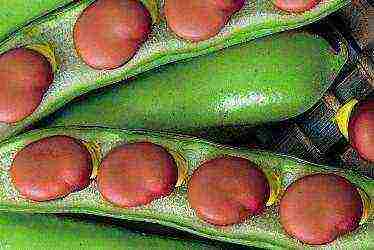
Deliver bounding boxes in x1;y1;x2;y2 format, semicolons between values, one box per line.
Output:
0;212;220;250
42;32;348;134
0;0;74;41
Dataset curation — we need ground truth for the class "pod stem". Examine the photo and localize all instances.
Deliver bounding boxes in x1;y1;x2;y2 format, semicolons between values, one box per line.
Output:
25;43;59;73
357;187;372;225
335;98;359;140
81;141;102;179
141;0;160;24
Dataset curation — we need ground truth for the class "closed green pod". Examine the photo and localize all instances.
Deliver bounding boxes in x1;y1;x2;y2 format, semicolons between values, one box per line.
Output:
41;31;348;134
0;212;221;250
0;127;372;249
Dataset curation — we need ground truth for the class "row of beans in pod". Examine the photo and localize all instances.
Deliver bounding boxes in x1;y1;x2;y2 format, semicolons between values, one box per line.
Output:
0;0;350;142
0;127;372;249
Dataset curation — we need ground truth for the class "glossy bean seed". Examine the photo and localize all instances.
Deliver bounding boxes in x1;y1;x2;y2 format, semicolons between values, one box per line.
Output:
348;97;374;162
74;0;152;69
188;156;270;226
273;0;321;13
164;0;245;41
97;142;178;208
10;135;92;201
0;48;53;123
280;173;363;245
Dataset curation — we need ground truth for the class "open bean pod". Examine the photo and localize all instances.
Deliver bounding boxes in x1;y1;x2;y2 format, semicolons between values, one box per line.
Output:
0;127;372;249
0;0;350;142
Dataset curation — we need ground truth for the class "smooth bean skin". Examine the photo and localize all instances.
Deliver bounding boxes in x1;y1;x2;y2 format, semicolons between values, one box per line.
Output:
348;97;374;162
188;156;269;226
0;48;53;123
74;0;152;69
10;135;92;201
273;0;321;13
97;142;178;208
164;0;245;41
279;173;363;245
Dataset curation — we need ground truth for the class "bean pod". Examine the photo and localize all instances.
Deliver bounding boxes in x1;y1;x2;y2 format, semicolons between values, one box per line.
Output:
0;127;372;249
0;212;221;249
40;31;348;134
0;0;350;141
0;0;73;41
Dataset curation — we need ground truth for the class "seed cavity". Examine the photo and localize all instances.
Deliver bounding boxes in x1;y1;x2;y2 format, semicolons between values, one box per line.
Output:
10;136;93;201
187;156;270;226
74;0;152;70
279;173;363;245
97;142;178;208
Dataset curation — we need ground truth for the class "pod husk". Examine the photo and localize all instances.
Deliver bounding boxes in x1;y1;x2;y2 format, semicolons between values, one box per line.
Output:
0;127;372;250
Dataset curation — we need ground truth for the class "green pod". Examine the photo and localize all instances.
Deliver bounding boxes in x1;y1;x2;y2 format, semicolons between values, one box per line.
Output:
0;126;372;249
0;212;221;250
0;0;73;41
41;31;348;134
0;0;350;141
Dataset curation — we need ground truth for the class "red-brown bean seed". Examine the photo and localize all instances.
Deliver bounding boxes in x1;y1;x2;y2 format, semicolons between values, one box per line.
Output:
0;48;53;123
279;173;363;245
10;136;92;201
188;156;270;226
273;0;321;13
348;98;374;162
164;0;245;42
74;0;152;70
97;142;178;208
